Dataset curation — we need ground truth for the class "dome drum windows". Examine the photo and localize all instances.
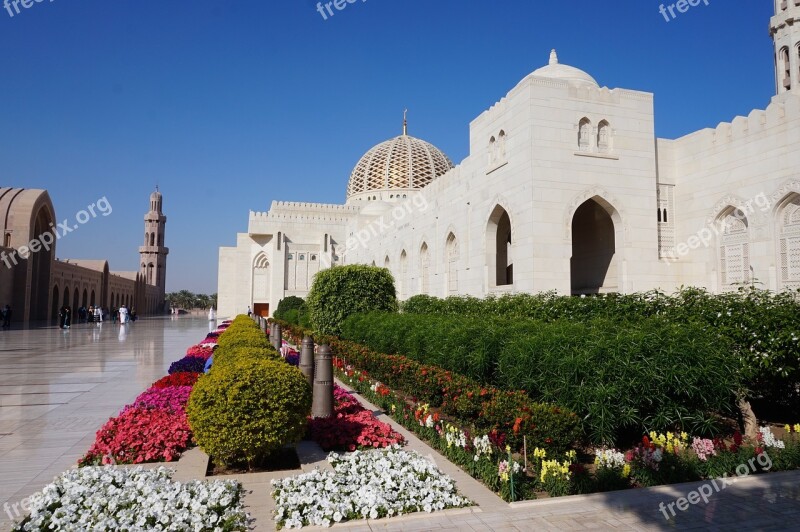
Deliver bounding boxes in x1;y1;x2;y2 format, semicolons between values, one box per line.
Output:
575;118;617;158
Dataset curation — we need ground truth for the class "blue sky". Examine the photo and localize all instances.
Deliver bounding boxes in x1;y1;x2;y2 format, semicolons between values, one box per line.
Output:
0;0;775;293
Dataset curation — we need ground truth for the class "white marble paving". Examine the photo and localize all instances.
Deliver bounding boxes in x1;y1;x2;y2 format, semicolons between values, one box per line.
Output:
0;317;208;531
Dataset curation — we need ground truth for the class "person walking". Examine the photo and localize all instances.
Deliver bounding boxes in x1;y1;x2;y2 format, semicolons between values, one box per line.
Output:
111;307;117;324
247;306;252;317
63;306;71;329
2;305;10;328
94;306;102;323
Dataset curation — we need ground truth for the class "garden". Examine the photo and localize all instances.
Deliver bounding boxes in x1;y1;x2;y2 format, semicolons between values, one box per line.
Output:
12;306;472;530
275;266;800;503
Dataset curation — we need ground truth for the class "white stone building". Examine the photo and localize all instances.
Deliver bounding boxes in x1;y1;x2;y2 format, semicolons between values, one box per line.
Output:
217;2;800;318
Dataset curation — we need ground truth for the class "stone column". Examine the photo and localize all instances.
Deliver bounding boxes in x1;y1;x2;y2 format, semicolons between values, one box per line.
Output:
300;336;315;386
272;323;282;351
312;344;333;419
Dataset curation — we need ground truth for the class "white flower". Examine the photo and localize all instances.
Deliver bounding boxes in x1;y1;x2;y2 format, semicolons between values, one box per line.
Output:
271;448;471;529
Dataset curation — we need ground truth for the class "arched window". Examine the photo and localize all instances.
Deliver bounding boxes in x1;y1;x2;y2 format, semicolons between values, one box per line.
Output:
420;243;430;294
498;130;506;160
399;250;408;298
150;233;155;246
145;232;149;246
384;255;390;269
781;47;792;90
578;118;592;152
486;206;513;287
717;207;751;290
777;193;800;291
597;121;610;152
446;233;458;294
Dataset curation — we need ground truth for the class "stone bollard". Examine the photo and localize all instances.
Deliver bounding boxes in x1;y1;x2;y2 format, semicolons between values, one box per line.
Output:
300;336;315;386
272;323;282;351
312;344;333;419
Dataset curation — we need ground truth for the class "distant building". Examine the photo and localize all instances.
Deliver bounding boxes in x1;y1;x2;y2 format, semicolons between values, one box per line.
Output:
218;2;800;318
0;188;168;324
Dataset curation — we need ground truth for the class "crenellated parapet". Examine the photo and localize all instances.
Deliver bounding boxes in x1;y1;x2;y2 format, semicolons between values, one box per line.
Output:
670;93;800;155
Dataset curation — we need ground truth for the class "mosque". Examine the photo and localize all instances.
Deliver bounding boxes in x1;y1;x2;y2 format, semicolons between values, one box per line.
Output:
0;188;168;325
217;1;800;318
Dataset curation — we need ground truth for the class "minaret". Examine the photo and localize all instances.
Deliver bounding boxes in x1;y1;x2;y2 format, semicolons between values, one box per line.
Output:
770;0;800;94
139;187;169;293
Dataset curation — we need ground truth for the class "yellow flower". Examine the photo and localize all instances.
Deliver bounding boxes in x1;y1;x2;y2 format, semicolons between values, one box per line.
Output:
794;424;800;434
666;431;674;441
505;445;511;453
680;432;688;442
785;424;792;433
621;464;631;478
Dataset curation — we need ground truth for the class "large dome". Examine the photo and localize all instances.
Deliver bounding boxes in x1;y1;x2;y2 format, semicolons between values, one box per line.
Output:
346;128;454;202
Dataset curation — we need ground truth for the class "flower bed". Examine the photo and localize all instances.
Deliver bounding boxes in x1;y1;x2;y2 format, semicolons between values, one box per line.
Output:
168;355;208;374
12;466;246;531
123;385;193;414
151;371;200;388
186;344;215;359
271;447;471;529
307;385;404;451
79;406;193;465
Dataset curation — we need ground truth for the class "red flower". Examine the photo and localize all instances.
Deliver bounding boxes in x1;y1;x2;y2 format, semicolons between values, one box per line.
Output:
512;417;523;435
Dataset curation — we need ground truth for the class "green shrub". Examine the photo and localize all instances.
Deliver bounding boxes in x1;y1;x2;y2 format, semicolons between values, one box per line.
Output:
306;265;398;336
213;346;279;372
499;317;739;444
187;358;312;468
341;312;742;445
217;329;270;351
274;297;307;323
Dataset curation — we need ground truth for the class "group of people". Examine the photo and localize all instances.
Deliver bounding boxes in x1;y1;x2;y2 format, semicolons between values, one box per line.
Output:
58;304;137;329
77;306;107;324
1;305;11;329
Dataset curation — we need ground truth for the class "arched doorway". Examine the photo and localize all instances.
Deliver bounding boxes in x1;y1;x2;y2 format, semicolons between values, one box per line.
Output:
486;206;513;287
571;198;619;295
30;206;55;320
72;288;79;311
399;250;408;299
51;285;59;322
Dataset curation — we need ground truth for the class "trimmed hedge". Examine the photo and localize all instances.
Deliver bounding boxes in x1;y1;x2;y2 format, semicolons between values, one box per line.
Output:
213;346;280;371
401;289;800;410
340;312;741;444
306;265;398;336
186;358;312;468
278;320;581;453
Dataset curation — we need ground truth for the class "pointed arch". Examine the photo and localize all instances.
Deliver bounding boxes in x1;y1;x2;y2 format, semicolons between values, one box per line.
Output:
419;241;430;294
578;117;592;151
445;232;459;294
775;191;800;291
399;249;408;299
252;252;270;304
570;196;621;295
715;206;751;291
486;205;513;287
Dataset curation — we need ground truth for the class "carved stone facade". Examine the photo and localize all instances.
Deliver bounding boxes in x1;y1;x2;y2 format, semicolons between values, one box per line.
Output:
217;4;800;318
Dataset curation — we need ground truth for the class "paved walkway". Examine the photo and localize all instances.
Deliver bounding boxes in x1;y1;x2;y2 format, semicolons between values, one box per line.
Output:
2;319;800;531
0;317;213;531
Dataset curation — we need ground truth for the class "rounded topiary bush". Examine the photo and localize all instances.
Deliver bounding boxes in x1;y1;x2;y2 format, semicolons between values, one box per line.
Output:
216;329;270;351
306;265;398;336
186;358;312;468
212;346;279;371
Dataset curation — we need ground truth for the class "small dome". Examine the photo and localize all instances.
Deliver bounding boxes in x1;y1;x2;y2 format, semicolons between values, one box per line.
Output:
346;128;454;202
150;188;162;202
522;50;599;88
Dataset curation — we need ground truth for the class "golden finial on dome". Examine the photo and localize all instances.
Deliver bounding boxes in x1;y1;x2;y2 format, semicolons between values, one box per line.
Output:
403;109;408;136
